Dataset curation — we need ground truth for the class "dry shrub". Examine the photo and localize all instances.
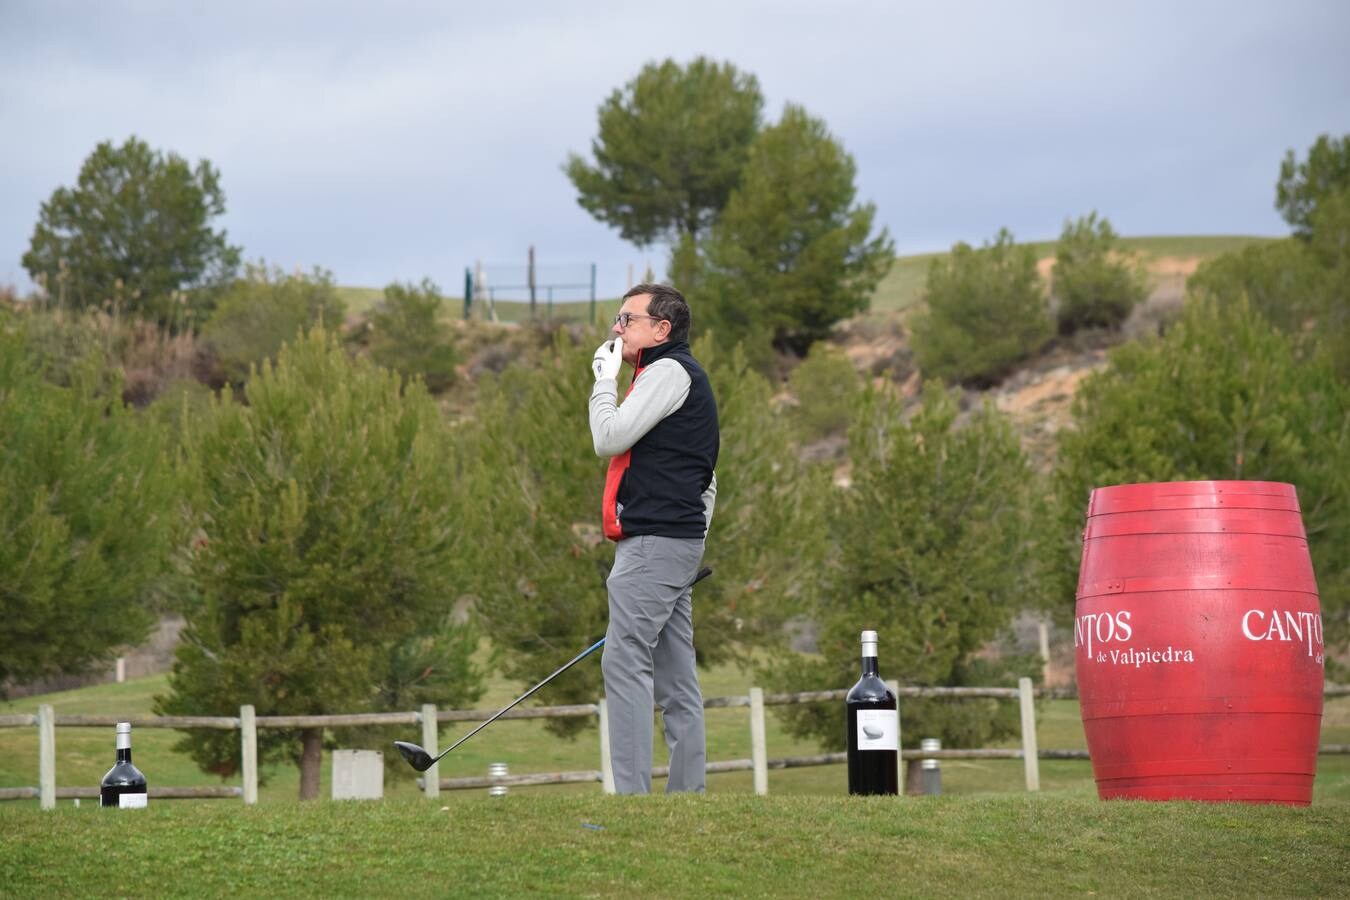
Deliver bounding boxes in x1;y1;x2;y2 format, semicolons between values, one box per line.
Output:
118;319;203;406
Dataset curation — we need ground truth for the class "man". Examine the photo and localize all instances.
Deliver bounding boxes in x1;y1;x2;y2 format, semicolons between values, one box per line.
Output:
588;283;719;794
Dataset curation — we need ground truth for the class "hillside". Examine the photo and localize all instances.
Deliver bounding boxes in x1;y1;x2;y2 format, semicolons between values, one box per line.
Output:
330;235;1273;470
0;235;1271;700
869;234;1276;315
827;234;1283;470
337;235;1274;328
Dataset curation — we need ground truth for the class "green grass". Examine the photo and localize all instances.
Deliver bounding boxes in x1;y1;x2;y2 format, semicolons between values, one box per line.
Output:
335;284;621;327
4;671;1347;896
3;793;1346;898
869;234;1280;314
332;285;386;316
483;297;620;326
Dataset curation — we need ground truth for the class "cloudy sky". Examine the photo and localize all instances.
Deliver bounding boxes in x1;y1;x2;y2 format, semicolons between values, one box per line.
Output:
2;1;1347;299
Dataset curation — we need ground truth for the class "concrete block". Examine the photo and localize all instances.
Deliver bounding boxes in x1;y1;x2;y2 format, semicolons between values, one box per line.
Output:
332;750;383;800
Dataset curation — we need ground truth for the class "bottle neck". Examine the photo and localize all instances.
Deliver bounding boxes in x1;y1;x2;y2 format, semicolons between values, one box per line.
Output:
860;654;879;678
117;748;132;764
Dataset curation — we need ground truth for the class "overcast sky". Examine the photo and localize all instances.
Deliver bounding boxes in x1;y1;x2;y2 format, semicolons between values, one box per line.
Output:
2;1;1348;299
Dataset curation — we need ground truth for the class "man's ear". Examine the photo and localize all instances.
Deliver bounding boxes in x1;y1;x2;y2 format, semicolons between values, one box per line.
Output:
656;320;672;342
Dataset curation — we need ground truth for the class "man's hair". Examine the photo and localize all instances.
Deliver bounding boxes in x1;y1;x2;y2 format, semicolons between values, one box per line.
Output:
624;282;691;343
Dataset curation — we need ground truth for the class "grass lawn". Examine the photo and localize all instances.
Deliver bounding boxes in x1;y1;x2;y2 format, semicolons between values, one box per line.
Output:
3;792;1346;898
4;664;1346;896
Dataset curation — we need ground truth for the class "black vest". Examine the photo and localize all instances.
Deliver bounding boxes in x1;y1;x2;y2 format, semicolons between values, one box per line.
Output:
602;341;719;540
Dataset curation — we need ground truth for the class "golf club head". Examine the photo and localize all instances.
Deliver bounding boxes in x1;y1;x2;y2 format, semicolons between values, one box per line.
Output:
393;740;435;772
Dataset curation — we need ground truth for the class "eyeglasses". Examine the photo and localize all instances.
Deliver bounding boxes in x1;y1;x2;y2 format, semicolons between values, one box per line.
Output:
613;312;665;328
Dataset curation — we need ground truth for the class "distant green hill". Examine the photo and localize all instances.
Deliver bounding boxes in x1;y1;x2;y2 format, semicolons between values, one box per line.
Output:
333;286;386;316
334;285;612;326
870;234;1281;314
338;236;1282;322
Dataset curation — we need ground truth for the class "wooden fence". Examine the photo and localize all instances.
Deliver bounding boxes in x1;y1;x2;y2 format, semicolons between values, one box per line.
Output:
5;681;1347;808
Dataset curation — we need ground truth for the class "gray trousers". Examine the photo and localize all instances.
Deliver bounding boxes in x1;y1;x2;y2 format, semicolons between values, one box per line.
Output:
602;534;706;794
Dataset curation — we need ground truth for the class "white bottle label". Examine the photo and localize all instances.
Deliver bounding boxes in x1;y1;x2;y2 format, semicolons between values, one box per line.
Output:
856;709;898;751
119;792;148;809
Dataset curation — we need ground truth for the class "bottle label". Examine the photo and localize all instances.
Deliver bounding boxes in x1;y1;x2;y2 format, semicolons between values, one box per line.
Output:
118;793;148;809
856;709;898;751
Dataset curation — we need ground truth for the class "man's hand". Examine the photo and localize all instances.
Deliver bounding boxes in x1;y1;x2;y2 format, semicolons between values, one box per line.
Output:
592;337;623;381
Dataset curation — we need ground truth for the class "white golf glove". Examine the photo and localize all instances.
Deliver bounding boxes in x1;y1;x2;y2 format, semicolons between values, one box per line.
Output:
592;337;623;381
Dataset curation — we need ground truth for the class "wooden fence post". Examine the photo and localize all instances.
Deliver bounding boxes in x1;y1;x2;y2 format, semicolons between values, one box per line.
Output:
421;703;440;800
749;687;768;795
38;704;55;810
240;705;258;805
886;680;903;791
1018;677;1039;791
1038;622;1051;686
598;698;615;794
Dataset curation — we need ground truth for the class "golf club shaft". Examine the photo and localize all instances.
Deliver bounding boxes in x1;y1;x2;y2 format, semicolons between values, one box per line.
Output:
429;565;713;765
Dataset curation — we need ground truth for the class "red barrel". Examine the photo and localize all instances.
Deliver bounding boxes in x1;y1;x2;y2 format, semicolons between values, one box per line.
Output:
1075;481;1324;805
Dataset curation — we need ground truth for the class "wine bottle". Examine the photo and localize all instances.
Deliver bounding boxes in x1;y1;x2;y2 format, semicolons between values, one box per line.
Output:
846;630;899;795
100;722;148;809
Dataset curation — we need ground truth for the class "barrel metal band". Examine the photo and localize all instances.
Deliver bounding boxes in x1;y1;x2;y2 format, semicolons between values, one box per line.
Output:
1096;784;1313;802
1082;516;1308;540
1077;573;1320;598
1092;755;1318;780
1090;483;1301;518
1080;696;1323;718
1088;493;1300;516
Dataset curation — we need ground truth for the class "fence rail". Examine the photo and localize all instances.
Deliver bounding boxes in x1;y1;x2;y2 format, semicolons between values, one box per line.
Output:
0;786;242;801
49;715;240;729
5;681;1347;808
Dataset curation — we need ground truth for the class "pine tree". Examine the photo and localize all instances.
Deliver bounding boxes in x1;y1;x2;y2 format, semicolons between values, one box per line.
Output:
677;105;893;362
366;279;458;394
21;136;240;329
565;57;763;246
765;384;1043;759
695;336;832;656
911;229;1051;386
1050;298;1350;665
156;326;481;798
1276;133;1350;240
0;321;183;689
1052;212;1148;334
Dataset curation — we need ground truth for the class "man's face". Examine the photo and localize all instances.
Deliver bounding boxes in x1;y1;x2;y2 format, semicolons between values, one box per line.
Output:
611;293;671;365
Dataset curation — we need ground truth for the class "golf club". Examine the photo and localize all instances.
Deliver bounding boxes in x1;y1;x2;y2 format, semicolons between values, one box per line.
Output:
394;565;713;772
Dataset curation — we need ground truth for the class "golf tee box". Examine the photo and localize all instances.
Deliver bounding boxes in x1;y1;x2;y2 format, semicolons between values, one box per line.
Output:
332;750;384;800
